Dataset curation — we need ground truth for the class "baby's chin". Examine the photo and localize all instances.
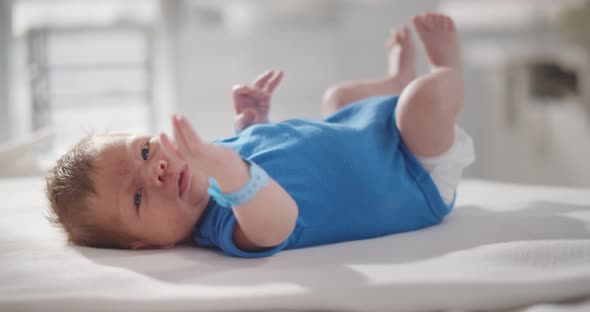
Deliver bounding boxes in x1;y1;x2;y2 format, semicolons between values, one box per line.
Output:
185;172;209;208
177;195;207;224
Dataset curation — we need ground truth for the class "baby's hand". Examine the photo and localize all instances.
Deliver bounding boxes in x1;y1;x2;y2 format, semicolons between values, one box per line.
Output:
233;70;283;132
162;115;249;192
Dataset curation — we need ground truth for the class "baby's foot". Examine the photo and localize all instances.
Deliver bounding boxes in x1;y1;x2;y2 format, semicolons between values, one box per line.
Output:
385;26;416;87
413;13;461;70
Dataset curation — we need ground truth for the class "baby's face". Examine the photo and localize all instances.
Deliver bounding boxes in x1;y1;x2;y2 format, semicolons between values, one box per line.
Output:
91;134;210;249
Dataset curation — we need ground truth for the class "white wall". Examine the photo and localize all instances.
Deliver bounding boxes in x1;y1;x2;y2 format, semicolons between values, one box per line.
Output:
157;0;590;187
0;0;12;142
169;0;493;176
3;0;588;186
173;1;439;139
453;1;590;187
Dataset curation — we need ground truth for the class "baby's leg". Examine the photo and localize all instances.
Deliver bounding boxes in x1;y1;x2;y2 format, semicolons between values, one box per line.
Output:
395;13;463;157
321;26;416;118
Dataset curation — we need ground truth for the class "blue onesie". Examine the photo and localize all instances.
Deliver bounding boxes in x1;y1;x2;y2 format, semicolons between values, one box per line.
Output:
193;95;454;258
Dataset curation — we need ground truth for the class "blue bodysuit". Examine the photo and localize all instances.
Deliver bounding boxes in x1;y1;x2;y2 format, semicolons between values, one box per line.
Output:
193;95;454;258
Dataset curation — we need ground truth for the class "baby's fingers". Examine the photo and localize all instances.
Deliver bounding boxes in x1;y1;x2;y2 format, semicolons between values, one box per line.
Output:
159;132;182;159
232;85;247;114
234;85;270;104
264;70;283;93
253;70;274;89
172;115;188;155
172;115;203;157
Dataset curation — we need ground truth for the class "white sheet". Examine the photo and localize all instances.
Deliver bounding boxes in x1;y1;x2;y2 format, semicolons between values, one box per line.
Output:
1;177;589;312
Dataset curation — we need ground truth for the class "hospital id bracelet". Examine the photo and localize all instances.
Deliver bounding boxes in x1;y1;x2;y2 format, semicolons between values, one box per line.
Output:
207;160;269;207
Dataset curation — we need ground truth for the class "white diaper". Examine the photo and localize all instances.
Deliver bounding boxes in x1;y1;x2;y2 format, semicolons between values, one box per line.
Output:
415;124;475;205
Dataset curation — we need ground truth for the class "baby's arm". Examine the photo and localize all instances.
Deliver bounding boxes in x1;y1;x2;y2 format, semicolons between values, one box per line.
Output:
168;115;298;250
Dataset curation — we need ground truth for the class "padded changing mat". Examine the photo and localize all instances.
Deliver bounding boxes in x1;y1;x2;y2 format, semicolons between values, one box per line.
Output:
1;177;589;311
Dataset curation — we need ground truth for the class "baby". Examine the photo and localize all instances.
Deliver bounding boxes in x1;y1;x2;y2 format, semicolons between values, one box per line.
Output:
45;13;474;257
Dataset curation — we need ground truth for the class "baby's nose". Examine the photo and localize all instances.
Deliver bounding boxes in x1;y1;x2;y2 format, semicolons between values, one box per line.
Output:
153;160;168;184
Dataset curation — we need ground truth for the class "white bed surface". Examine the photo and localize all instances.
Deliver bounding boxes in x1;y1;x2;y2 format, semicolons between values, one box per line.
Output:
1;177;589;312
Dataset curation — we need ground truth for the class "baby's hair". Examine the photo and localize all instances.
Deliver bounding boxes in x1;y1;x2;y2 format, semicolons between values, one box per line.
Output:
45;133;131;249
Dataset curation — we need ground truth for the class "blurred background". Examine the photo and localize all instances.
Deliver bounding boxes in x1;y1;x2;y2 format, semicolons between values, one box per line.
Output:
0;0;589;187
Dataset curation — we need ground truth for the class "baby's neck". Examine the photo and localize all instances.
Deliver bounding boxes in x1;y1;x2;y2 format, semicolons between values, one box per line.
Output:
179;193;210;245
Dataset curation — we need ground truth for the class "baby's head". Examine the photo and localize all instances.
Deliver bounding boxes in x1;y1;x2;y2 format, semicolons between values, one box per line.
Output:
45;132;209;249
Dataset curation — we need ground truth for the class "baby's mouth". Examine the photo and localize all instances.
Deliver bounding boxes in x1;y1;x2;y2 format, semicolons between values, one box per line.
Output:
177;165;191;199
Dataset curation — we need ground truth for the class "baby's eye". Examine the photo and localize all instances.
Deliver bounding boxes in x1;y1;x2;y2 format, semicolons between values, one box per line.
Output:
141;141;150;160
134;189;142;208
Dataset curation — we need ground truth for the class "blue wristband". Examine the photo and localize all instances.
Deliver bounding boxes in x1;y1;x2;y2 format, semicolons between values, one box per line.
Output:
207;160;269;207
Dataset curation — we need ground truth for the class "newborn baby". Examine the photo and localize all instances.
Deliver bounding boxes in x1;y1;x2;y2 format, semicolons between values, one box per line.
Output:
45;13;474;258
